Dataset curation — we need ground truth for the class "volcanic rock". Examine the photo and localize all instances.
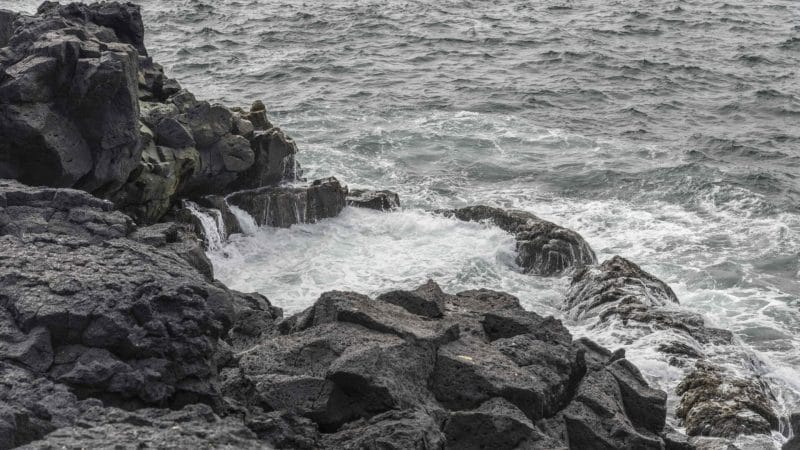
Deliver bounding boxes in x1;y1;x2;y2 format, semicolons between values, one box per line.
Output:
442;205;597;275
347;189;401;211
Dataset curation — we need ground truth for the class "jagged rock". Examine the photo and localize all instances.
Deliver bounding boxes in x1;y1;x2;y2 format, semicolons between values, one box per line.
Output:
784;412;800;450
226;177;347;228
0;180;277;412
0;10;17;47
442;205;596;275
228;128;302;191
324;409;446;450
197;194;242;237
228;280;671;449
347;189;401;211
566;256;679;320
444;398;560;449
20;403;262;449
676;362;778;438
377;279;447;318
0;4;302;225
0;362;85;449
241;100;273;131
0;3;143;195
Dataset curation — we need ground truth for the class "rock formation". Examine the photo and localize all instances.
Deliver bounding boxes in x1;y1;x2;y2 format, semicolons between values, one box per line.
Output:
442;205;597;276
0;2;302;225
565;255;780;443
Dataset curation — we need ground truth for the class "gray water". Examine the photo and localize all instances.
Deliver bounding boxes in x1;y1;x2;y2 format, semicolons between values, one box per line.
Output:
5;0;800;446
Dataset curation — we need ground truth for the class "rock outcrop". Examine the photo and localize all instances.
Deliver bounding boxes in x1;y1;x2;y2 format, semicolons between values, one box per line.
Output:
442;205;597;276
0;179;280;448
226;177;348;228
226;282;671;449
565;255;779;443
347;189;401;211
0;2;302;225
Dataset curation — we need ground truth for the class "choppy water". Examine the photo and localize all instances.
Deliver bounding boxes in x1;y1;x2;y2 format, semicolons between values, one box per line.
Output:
5;0;800;445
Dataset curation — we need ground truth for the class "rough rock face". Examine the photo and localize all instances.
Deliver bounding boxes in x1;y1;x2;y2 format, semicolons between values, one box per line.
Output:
0;2;142;193
564;255;779;442
676;362;778;438
226;281;671;449
0;179;280;448
226;177;347;228
442;205;597;276
0;3;301;225
784;413;800;450
566;256;679;320
347;189;401;211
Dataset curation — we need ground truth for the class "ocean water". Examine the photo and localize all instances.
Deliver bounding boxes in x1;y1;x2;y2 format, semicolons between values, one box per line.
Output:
5;0;799;445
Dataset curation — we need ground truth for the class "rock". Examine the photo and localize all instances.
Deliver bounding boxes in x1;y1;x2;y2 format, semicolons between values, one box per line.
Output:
444;398;560;450
229;280;669;448
19;403;263;449
226;177;347;228
443;205;596;275
0;2;143;199
242;100;273;131
784;412;800;450
0;10;17;47
347;189;401;211
154;116;195;148
565;255;679;320
324;409;446;450
676;362;778;438
377;279;447;318
197;194;242;237
229;128;302;191
0;180;278;411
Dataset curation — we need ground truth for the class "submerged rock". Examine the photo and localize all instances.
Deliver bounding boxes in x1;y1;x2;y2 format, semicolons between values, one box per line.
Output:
347;189;401;211
442;205;596;275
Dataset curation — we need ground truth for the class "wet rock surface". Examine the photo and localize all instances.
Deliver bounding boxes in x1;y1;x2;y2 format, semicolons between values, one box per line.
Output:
565;255;779;444
442;205;597;275
226;177;347;228
347;189;401;211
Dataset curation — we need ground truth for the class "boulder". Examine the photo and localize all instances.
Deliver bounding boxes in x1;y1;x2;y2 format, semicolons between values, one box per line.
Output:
324;409;446;450
347;189;401;211
226;177;347;228
442;205;596;275
784;412;800;450
565;255;679;320
0;9;17;47
228;128;302;191
676;362;778;438
377;279;448;318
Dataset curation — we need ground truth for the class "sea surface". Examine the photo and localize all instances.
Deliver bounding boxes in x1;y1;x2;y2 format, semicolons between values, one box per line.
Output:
6;0;800;446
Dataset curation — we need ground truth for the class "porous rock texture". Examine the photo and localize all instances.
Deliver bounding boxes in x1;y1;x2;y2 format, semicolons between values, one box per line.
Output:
225;282;672;449
565;255;779;443
0;2;301;225
0;179;280;448
442;205;597;276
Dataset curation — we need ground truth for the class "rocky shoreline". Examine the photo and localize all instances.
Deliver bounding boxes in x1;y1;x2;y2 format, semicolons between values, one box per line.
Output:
0;3;796;449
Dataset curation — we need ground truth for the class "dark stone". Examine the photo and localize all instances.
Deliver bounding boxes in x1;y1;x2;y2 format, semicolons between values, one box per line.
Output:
347;189;401;211
443;205;596;275
784;413;800;450
0;180;277;411
565;255;679;320
154;116;195;148
325;409;446;450
676;362;778;438
229;128;301;191
0;9;17;47
226;177;347;228
444;398;559;450
377;279;448;318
